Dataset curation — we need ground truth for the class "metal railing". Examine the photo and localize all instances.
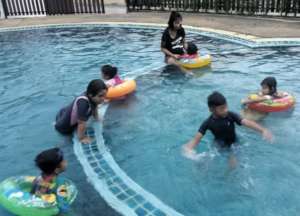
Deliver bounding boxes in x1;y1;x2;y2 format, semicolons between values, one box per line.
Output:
0;0;105;18
126;0;300;17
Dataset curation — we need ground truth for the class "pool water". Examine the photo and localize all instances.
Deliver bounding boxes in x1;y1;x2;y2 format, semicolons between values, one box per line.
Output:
0;25;300;216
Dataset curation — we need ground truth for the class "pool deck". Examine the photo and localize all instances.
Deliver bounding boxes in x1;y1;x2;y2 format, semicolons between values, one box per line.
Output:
0;12;300;38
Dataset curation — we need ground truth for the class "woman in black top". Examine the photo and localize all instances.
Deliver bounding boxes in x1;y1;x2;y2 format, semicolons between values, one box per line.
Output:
161;11;187;66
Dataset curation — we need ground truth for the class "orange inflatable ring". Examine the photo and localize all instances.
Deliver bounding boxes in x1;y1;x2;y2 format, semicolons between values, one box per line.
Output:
248;92;295;113
106;80;136;99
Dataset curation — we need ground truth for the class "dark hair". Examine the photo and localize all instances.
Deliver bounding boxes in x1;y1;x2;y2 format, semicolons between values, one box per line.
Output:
207;91;227;108
35;148;64;175
261;76;277;96
87;79;107;97
187;42;198;55
168;11;182;29
101;65;118;80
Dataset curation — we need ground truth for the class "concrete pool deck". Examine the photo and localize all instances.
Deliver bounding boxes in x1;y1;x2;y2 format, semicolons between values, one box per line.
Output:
0;12;300;38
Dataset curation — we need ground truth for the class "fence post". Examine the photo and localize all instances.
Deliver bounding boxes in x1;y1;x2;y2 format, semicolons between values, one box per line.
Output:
0;0;6;18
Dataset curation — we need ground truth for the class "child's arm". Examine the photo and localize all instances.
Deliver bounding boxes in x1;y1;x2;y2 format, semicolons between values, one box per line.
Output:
77;120;91;144
161;47;180;59
183;132;203;152
241;95;270;105
241;119;273;142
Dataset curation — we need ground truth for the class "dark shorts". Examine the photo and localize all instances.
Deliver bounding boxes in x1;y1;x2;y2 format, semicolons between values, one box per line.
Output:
55;107;76;135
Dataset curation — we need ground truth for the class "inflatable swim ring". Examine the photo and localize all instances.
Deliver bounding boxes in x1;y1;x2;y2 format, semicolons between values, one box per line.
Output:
106;79;136;99
248;92;295;112
179;54;212;69
0;176;77;216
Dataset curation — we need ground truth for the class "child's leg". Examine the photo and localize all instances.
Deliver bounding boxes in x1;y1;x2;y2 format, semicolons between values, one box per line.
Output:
166;56;192;74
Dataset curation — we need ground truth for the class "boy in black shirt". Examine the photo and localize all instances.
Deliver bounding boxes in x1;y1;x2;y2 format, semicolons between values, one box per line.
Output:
183;92;273;157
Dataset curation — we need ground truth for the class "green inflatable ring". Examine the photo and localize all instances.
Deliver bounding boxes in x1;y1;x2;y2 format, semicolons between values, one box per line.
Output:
0;176;77;216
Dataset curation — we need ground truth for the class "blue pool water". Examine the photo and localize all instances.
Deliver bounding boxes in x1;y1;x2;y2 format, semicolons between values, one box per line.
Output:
1;25;300;216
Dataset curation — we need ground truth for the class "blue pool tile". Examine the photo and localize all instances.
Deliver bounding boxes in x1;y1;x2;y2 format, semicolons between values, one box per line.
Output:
113;177;122;184
109;186;121;194
106;179;114;186
90;162;98;168
126;198;138;208
134;194;145;203
105;170;115;178
153;209;166;216
97;173;105;179
135;207;148;216
119;183;129;191
117;193;128;200
94;154;103;160
99;159;107;166
93;167;102;174
87;156;94;161
143;202;155;211
125;189;136;196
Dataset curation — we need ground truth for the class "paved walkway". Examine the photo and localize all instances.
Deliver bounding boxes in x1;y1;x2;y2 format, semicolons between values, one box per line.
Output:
0;12;300;38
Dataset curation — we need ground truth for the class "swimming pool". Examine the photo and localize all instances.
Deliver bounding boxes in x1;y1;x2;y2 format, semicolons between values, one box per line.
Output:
0;24;300;216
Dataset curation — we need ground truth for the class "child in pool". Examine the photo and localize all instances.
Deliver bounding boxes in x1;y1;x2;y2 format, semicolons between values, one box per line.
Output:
180;42;199;59
31;148;70;215
182;91;273;159
161;11;187;66
101;65;123;88
55;79;107;144
242;77;284;105
241;77;286;120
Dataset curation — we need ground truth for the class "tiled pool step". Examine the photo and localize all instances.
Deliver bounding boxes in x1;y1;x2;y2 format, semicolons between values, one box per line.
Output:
73;109;184;216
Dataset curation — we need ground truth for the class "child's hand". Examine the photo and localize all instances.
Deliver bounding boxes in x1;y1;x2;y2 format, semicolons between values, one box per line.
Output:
262;129;274;143
173;54;181;60
80;136;92;145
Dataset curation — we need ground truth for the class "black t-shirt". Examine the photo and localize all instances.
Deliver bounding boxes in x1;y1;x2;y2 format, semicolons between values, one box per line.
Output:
55;95;94;134
161;27;185;55
198;112;243;146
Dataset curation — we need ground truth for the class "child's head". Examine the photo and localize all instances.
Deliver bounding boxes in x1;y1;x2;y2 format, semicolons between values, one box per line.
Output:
87;79;107;105
261;77;277;96
168;11;182;30
207;91;228;117
35;148;67;176
101;65;118;81
187;42;198;55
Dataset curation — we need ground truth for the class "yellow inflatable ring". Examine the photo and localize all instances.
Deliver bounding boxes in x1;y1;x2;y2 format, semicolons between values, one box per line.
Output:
106;80;136;99
178;54;212;69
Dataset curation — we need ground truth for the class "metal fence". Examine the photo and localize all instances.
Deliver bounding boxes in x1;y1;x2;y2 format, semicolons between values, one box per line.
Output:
0;0;105;18
126;0;300;17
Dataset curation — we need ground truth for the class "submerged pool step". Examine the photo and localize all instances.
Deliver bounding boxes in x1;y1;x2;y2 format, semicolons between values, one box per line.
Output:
74;124;183;216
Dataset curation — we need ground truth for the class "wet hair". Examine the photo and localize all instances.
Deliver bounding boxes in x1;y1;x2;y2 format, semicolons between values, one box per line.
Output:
35;148;64;175
207;91;227;108
101;65;118;80
168;11;182;29
187;42;198;55
86;79;107;97
261;76;277;96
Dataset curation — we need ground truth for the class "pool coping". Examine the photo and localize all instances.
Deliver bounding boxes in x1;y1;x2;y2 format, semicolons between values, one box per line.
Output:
0;22;300;47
